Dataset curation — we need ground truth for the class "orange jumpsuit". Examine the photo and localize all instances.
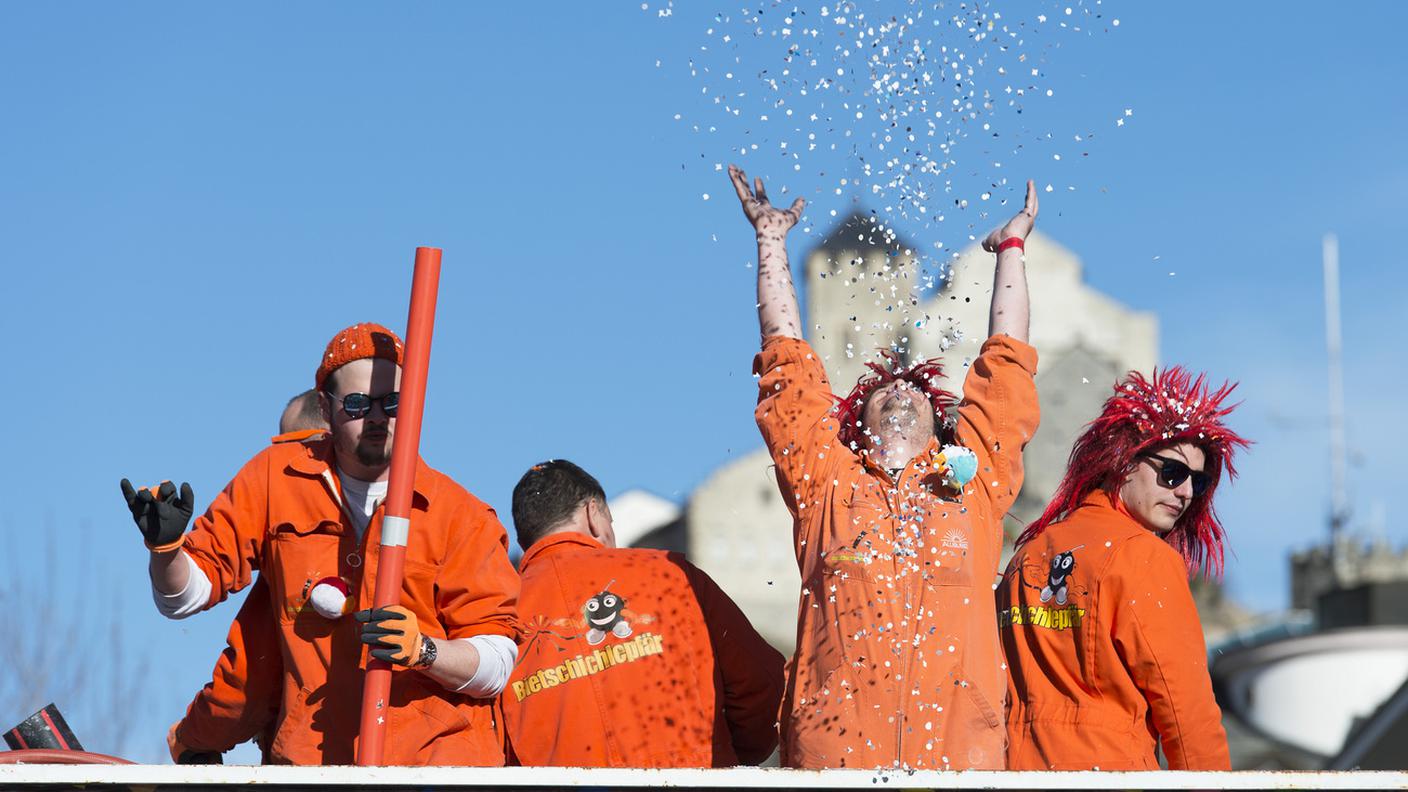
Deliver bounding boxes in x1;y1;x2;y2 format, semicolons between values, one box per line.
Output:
179;435;520;765
501;532;784;767
173;577;281;757
997;491;1230;770
171;429;318;760
754;335;1040;769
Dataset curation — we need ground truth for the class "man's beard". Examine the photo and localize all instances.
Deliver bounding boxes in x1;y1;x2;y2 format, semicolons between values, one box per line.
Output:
354;432;393;468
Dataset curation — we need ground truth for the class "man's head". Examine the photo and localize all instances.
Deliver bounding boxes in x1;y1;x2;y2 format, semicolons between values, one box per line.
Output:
835;350;956;452
315;323;404;480
1117;442;1208;536
280;389;328;434
1017;367;1249;577
511;460;615;552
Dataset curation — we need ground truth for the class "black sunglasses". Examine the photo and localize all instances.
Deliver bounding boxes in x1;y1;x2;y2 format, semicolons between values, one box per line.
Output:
332;391;399;419
1140;454;1212;497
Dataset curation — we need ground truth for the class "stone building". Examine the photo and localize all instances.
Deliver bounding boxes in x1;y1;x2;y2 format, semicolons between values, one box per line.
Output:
1291;536;1408;611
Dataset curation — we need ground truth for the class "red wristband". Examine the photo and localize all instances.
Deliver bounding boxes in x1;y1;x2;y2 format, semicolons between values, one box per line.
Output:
997;236;1025;253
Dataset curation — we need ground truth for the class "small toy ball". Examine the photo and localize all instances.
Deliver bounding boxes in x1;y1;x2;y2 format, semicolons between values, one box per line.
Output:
941;445;979;488
309;576;352;619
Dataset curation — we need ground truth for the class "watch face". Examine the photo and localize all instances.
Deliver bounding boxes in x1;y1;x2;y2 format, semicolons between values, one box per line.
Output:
416;635;436;668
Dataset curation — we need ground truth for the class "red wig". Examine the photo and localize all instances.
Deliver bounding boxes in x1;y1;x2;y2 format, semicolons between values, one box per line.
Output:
834;350;958;450
1015;367;1250;578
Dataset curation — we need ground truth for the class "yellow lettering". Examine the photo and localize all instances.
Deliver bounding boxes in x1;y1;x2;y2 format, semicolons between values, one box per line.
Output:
509;633;673;702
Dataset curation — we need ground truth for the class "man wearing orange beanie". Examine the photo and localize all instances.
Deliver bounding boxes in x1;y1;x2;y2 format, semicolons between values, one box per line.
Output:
123;322;521;765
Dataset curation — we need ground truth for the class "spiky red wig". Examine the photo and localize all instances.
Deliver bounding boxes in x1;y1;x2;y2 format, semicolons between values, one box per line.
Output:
834;350;958;450
1015;366;1250;578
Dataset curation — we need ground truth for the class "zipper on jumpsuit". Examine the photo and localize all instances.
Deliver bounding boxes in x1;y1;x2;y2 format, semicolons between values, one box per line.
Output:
885;463;938;768
878;466;913;767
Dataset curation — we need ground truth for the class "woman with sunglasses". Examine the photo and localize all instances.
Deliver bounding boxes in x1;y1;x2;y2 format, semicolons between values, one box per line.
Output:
996;367;1249;770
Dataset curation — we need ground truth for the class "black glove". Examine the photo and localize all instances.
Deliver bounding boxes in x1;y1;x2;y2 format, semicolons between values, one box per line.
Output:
120;478;195;551
176;748;223;765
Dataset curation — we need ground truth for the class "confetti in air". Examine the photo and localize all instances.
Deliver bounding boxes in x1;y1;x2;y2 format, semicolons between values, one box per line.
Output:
654;0;1127;284
642;4;1133;768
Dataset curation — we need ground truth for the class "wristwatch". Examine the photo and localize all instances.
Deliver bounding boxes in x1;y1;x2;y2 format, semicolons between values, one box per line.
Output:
412;634;437;669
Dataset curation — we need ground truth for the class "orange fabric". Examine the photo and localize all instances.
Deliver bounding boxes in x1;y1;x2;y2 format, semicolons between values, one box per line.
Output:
501;533;784;767
315;322;403;390
753;334;1039;769
997;491;1230;770
269;428;327;444
179;435;520;765
174;577;281;758
173;430;315;759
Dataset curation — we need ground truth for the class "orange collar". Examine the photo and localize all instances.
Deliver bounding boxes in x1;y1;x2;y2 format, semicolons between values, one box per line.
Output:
270;428;328;445
519;531;604;571
282;436;434;509
1078;488;1139;524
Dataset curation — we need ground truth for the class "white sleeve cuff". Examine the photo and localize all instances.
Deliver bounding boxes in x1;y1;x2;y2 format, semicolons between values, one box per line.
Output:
151;551;212;620
455;634;518;698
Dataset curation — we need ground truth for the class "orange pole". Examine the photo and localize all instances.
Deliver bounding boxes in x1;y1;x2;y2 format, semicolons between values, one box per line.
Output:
356;246;442;766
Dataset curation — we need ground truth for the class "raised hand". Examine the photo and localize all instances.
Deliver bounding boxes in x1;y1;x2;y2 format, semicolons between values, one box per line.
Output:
982;179;1039;253
120;478;195;551
728;164;805;239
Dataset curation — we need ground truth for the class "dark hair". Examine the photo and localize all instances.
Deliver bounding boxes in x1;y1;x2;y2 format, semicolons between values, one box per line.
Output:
511;459;606;551
282;389;328;433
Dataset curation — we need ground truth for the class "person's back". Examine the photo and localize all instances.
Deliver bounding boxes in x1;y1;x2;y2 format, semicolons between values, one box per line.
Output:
998;367;1244;771
502;460;783;767
1000;493;1225;769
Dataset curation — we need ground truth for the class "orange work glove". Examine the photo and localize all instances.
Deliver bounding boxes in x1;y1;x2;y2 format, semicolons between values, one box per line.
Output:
355;605;433;668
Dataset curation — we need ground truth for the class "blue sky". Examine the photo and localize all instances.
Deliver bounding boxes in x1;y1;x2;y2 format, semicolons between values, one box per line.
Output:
1;1;1403;763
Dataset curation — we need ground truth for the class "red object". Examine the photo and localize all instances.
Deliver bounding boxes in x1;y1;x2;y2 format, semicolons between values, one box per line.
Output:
1015;367;1250;577
997;236;1025;252
315;322;405;391
357;247;442;766
832;349;958;451
0;749;133;765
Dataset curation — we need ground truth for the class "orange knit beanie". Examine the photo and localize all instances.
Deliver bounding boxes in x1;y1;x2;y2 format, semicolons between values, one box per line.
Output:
315;322;404;390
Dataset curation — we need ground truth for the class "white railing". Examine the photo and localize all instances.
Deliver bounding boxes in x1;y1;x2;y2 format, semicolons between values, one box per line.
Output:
0;765;1406;788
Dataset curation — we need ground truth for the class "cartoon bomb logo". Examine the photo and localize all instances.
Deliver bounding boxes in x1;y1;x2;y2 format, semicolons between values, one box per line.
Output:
1040;549;1079;605
582;580;633;646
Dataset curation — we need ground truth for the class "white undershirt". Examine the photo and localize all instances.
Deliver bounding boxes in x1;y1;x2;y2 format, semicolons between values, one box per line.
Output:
149;471;516;697
337;472;388;540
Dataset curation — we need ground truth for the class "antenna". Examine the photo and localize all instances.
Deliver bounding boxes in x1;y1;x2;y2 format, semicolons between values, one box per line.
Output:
1322;234;1349;547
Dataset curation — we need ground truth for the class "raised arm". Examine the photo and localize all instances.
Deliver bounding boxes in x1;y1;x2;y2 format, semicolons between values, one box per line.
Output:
980;179;1039;343
728;164;806;341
